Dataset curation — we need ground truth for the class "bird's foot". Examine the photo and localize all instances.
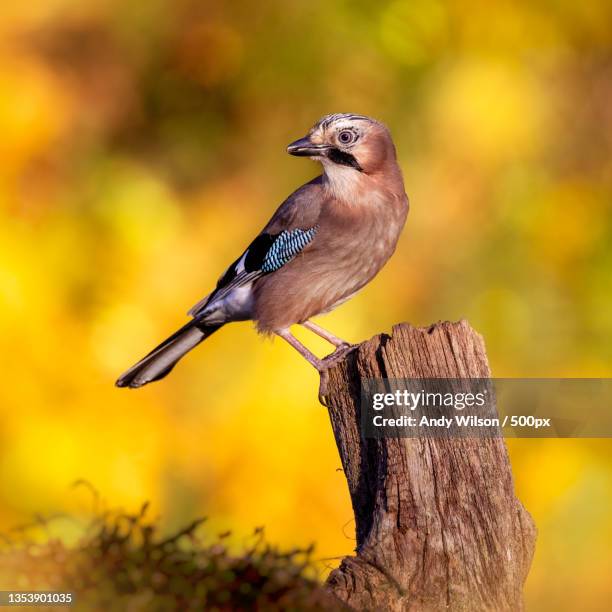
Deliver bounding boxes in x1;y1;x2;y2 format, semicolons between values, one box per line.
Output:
324;342;357;365
318;344;357;403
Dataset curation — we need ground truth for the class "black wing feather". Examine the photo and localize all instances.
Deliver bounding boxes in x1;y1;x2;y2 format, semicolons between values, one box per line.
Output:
189;227;317;318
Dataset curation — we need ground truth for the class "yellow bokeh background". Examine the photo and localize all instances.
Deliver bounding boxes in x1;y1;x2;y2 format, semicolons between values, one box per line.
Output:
0;1;611;609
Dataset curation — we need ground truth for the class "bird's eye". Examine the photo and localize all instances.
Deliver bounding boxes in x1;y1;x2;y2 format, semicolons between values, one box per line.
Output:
338;130;356;145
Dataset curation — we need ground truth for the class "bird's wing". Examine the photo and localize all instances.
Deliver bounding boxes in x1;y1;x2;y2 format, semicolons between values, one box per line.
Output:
189;227;319;317
189;177;325;319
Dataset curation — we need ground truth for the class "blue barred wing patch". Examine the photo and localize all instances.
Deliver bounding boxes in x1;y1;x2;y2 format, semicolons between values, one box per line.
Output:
261;227;317;273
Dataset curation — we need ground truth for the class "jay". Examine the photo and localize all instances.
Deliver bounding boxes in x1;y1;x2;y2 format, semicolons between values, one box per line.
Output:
116;113;408;391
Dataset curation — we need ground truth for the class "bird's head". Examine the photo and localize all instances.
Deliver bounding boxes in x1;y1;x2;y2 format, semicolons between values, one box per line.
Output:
287;113;397;178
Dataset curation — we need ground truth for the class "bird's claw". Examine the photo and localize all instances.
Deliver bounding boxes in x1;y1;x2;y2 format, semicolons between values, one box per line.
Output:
318;344;357;404
318;370;331;404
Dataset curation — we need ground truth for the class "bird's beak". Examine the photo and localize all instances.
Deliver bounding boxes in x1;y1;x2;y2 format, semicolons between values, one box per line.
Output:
287;136;329;157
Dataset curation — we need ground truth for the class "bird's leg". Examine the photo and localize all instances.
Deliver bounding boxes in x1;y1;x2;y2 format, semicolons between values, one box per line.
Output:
276;328;333;397
276;328;326;370
301;320;350;348
301;320;355;369
276;327;356;399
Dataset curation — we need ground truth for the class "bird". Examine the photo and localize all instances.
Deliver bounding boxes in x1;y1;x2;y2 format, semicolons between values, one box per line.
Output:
116;113;408;394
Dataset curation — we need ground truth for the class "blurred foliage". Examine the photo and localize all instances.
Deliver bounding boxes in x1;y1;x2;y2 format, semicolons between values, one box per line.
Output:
0;494;339;611
0;0;611;610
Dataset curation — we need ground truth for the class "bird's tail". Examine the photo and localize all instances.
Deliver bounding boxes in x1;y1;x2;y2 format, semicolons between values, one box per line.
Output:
115;320;222;389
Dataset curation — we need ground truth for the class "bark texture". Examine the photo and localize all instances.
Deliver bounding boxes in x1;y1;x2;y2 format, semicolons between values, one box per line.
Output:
322;320;536;612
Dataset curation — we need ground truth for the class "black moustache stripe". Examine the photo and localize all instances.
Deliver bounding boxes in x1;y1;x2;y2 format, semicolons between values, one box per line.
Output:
327;148;363;172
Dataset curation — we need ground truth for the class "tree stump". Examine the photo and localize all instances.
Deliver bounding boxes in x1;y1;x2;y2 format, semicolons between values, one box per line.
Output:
322;320;536;612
